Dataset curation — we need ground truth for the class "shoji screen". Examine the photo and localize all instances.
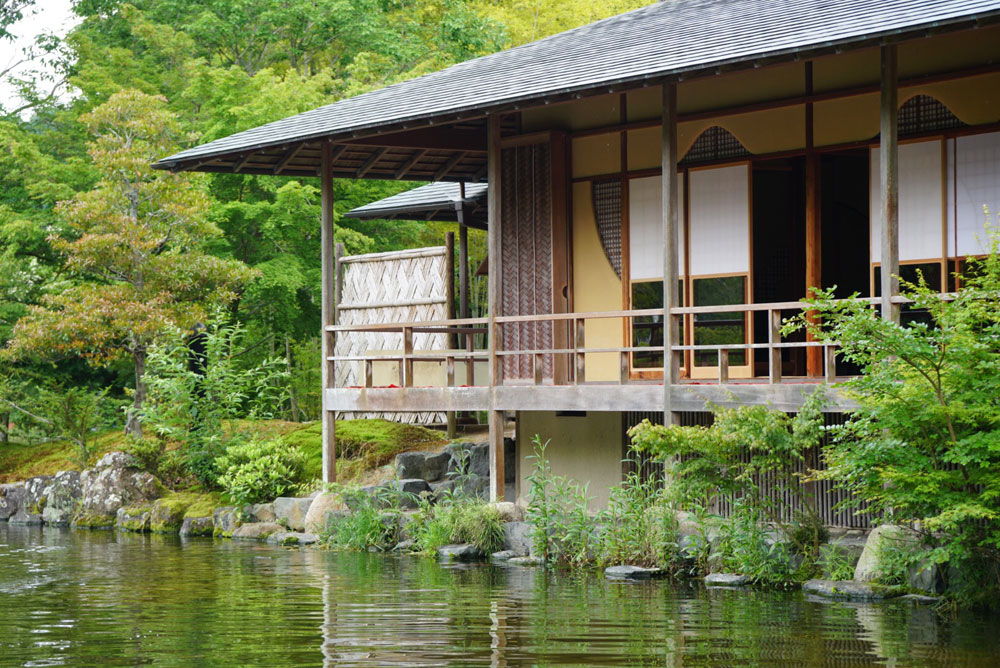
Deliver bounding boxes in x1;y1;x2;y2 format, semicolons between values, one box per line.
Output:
949;131;1000;257
688;164;750;275
870;140;945;263
627;174;686;280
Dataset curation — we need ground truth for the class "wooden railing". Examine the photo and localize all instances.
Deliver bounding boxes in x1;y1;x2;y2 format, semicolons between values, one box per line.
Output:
326;295;924;389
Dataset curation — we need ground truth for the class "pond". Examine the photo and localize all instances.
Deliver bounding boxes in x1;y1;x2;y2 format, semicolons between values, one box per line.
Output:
2;523;999;667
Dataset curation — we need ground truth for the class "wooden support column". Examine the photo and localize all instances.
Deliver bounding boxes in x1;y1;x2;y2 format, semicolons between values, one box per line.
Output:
662;82;681;426
880;45;901;324
445;231;457;439
487;114;505;501
804;61;823;377
320;143;337;484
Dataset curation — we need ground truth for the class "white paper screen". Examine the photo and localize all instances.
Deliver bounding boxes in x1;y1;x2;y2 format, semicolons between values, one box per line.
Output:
628;174;685;280
949;132;1000;257
870;140;944;263
689;165;750;275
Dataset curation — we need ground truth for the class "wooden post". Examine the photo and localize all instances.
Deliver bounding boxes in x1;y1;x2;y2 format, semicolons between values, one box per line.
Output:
487;114;505;502
458;182;470;343
445;231;457;438
769;309;783;384
880;45;900;324
662;82;680;425
804;62;823;376
320;143;337;484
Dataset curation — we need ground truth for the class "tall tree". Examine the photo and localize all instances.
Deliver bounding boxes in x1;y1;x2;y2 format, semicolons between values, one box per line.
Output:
3;89;253;436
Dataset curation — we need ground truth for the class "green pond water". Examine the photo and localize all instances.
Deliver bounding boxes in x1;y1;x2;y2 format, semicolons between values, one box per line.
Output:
2;523;1000;667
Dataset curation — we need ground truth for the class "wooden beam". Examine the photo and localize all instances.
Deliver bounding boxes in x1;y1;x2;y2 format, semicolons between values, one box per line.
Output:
458;183;470;348
662;82;680;425
345;126;486;152
395;149;427;179
234;153;254;172
273;144;304;174
487;113;504;502
356;147;388;178
880;45;900;324
434;151;468;181
320;144;337;485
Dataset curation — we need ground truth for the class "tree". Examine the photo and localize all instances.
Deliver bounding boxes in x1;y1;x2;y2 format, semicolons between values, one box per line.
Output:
4;89;253;436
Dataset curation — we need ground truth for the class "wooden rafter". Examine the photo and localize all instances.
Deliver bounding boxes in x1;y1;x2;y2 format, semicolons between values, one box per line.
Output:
234;153;254;172
273;143;304;174
395;149;427;179
433;151;467;181
356;147;388;178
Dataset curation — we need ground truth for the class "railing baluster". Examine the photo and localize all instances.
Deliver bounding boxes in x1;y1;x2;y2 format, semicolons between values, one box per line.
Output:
364;359;373;388
769;309;783;384
824;345;837;384
718;349;729;385
574;317;586;385
620;350;630;385
533;353;544;386
402;326;413;388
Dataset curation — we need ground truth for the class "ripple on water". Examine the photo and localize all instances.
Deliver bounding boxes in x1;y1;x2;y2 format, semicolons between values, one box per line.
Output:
1;523;1000;667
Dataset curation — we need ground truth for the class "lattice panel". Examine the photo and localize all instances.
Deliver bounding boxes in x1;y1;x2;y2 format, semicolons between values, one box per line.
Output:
335;247;448;424
592;179;623;278
500;143;554;381
681;125;751;165
899;94;964;135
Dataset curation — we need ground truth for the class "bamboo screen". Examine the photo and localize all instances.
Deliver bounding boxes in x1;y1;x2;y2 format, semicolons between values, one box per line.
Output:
335;246;449;424
592;179;623;278
500;142;554;381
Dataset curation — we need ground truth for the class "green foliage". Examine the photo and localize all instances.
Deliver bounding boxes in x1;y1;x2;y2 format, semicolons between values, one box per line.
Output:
524;435;594;567
322;484;411;551
596;460;678;569
413;498;505;554
141;318;288;487
714;502;794;586
628;391;827;558
819;540;858;581
785;224;1000;606
215;438;307;507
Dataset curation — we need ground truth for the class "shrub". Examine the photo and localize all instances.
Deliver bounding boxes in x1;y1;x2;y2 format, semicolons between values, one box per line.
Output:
525;435;594;567
215;438;306;506
785;224;1000;606
596;460;679;569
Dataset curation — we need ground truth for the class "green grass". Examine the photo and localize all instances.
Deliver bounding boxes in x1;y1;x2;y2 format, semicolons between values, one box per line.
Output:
0;432;127;483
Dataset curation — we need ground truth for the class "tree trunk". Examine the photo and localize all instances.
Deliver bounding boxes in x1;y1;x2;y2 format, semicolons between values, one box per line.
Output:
285;334;299;422
126;348;147;437
0;412;8;444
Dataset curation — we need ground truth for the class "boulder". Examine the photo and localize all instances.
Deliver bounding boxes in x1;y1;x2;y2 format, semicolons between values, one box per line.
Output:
854;524;919;582
76;452;160;526
508;556;544;567
605;565;666;581
303;492;347;534
231;522;284;541
149;497;189;533
705;573;750;587
490;502;524;523
180;516;215;537
213;506;240;537
491;550;517;562
0;482;26;520
502;521;533;557
393;479;432;508
10;476;53;524
429;480;456;502
273;496;314;531
461;475;489;500
438;543;485;562
247;503;276;523
116;505;152;532
393;539;416;552
42;470;82;526
266;531;318;546
446;442;489;478
396;451;451;482
802;579;904;601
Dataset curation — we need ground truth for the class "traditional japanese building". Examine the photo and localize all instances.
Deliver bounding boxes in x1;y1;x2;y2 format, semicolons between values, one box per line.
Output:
157;0;1000;517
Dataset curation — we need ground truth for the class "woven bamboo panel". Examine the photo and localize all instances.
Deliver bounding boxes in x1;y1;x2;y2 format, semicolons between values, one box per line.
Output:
500;143;554;380
335;246;448;424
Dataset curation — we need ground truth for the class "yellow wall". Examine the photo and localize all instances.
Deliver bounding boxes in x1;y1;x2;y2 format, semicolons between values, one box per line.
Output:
572;133;621;178
522;93;621;132
572;181;622;381
517;411;624;510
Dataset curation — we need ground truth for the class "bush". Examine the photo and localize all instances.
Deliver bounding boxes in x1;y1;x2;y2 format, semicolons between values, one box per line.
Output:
596;460;679;569
322;485;411;551
525;435;594;567
215;438;306;506
413;499;505;554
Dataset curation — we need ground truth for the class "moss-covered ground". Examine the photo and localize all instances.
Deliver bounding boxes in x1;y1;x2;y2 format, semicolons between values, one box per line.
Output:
0;418;446;487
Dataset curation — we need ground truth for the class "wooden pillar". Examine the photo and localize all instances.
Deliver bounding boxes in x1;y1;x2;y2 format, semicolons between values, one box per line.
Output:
880;45;900;324
662;82;680;426
445;231;457;439
487;114;505;501
320;143;337;484
804;61;823;377
458;183;470;326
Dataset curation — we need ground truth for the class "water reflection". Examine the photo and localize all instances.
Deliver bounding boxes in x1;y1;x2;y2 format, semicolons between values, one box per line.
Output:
1;523;999;667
